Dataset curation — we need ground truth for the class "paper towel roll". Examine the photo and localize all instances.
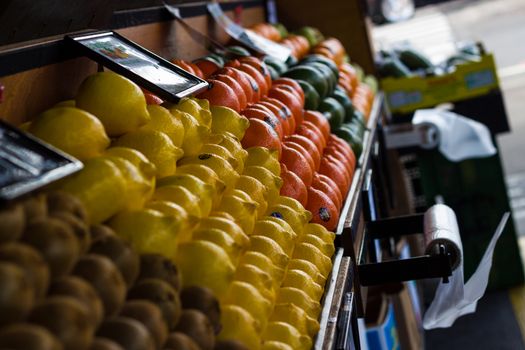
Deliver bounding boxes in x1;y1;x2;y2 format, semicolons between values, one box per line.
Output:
423;204;463;270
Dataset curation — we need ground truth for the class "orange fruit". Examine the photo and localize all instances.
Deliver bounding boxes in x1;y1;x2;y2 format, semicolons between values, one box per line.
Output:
193;58;221;78
213;74;248;110
284;134;321;170
272;78;305;106
268;86;303;130
318;155;349;195
295;122;324;154
198;79;240;112
280;143;313;187
317;173;343;208
324;146;354;174
313;46;336;62
242;118;282;156
338;74;354;98
303;110;330;142
243;105;284;140
187;62;204;79
339;63;359;92
280;38;300;60
171;59;196;75
306;187;339;231
256;101;291;136
217;67;257;105
283;141;315;172
141;89;163;105
261;97;295;135
302;121;327;147
239;57;272;92
280;164;308;207
237;63;269;98
312;173;342;211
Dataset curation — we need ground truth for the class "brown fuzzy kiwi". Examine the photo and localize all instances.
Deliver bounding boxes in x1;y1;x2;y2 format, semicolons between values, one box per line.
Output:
174;310;215;350
0;262;34;326
89;234;140;288
50;212;91;253
127;279;181;330
96;317;155;350
0;203;25;243
119;300;168;349
137;254;181;291
214;340;249;350
89;338;124;350
72;254;126;317
0;242;50;300
48;276;104;327
180;286;221;334
0;323;63;350
28;296;94;350
46;191;87;222
90;225;116;241
21;193;47;221
21;217;80;279
164;332;200;350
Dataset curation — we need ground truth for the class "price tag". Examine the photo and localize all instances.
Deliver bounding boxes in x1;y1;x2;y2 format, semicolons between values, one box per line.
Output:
207;3;291;62
0;120;83;201
66;31;209;103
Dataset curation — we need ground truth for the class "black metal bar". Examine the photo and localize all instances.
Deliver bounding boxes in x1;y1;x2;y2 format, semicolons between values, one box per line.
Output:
366;213;425;239
358;255;452;286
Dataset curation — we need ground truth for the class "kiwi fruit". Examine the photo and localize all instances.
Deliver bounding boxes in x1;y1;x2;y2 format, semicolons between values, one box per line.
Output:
96;317;155;350
180;286;221;334
0;203;25;243
48;276;104;327
89;234;139;288
214;340;249;350
137;254;181;291
46;191;87;222
90;338;124;350
21;217;80;279
72;254;126;317
28;296;94;350
128;279;181;330
0;323;63;350
0;262;34;326
174;310;215;350
21;194;47;221
120;300;168;349
164;333;200;350
0;242;50;300
50;212;91;253
90;225;116;241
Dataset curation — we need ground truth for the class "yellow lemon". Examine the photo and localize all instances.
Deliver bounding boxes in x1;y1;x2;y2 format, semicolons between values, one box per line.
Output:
261;341;294;350
102;155;154;210
214;133;248;171
262;322;312;350
245;147;281;176
76;72;149;136
301;234;335;257
145;200;197;243
156;174;214;217
235;176;268;217
234;263;275;303
105;147;157;183
273;196;312;221
249;235;289;269
240;251;285;288
210;211;236;221
218;305;261;350
277;287;322;320
223;281;273;328
29;107;109;160
281;269;324;301
218;194;258;235
263;216;296;236
141;105;185;147
153;185;202;218
169;109;209;157
242;166;282;201
57;157;125;224
109;208;178;258
113;129;183;178
303;223;336;244
197;216;249;249
210;105;250;139
200;143;238;170
270;303;320;338
54;99;75;107
268;204;309;237
176;240;235;298
293;243;333;277
178;153;239;191
192;228;243;263
252;220;296;256
287;259;326;286
172;97;212;128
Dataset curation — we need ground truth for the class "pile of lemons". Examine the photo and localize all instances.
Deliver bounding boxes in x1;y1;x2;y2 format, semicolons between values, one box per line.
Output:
25;71;336;350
